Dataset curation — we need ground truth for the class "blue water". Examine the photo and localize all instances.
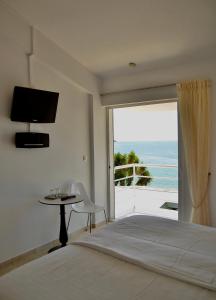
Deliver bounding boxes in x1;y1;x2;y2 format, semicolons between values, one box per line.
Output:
114;141;178;190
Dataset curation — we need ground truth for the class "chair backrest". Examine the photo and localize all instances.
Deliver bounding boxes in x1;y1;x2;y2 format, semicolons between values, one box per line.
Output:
62;180;92;206
61;179;78;195
76;182;92;206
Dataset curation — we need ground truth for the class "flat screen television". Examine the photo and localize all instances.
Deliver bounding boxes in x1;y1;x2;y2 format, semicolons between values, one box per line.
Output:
10;86;59;123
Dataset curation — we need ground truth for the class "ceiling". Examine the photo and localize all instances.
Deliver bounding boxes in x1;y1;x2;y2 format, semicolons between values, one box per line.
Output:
5;0;216;78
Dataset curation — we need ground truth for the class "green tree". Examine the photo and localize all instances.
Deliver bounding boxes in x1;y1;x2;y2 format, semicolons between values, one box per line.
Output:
114;153;127;186
114;151;152;186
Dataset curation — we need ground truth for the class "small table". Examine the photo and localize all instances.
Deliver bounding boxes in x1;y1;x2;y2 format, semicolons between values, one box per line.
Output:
39;196;83;252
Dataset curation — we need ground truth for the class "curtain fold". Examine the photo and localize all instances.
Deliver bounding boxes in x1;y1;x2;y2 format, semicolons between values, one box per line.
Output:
177;80;211;226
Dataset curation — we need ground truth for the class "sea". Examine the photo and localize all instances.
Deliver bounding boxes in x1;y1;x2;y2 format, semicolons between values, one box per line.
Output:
114;140;178;191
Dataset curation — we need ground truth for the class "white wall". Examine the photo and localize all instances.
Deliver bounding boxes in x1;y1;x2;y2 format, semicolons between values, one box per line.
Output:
102;59;216;226
0;3;107;263
91;93;108;223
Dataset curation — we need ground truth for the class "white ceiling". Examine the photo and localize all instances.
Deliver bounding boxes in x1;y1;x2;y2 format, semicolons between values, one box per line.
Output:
5;0;216;78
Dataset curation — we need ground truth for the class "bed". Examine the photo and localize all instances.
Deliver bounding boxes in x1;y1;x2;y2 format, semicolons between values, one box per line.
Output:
0;215;216;300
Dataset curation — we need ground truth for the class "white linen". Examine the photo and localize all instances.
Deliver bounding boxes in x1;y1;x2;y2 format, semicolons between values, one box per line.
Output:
74;215;216;291
0;245;215;300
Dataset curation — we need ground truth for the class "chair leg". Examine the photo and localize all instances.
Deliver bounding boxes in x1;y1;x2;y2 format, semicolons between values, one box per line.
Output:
104;209;108;223
67;210;73;231
86;213;90;231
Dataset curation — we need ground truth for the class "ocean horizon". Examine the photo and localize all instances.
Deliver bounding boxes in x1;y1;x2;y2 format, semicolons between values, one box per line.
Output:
114;140;178;191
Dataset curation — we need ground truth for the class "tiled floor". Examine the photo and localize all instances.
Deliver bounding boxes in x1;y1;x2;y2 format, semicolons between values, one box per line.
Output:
115;186;178;220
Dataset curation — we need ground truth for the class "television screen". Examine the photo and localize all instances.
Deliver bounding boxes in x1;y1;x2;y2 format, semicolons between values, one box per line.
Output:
10;86;59;123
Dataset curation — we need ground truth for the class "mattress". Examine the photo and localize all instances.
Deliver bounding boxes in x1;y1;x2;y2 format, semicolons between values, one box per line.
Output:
75;215;216;290
0;216;215;300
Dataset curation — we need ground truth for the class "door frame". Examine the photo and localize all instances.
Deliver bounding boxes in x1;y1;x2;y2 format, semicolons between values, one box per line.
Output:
106;108;115;220
106;98;184;221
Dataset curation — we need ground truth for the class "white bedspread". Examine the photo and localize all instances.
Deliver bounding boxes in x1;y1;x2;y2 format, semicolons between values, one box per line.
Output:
0;244;215;300
1;215;216;300
74;215;216;291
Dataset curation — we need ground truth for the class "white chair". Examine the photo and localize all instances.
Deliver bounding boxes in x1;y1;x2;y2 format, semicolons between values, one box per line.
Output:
66;182;107;233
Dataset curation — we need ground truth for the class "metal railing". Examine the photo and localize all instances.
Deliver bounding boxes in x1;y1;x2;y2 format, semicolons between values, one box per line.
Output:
114;163;178;188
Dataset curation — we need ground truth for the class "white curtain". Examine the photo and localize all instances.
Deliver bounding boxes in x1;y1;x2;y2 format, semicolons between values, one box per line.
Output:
177;80;211;225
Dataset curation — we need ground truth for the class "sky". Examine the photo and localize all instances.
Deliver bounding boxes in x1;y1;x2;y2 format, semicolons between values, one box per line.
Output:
113;102;178;142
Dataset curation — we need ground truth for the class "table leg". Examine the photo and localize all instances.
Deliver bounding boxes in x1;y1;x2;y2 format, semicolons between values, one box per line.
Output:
48;204;68;253
59;204;68;246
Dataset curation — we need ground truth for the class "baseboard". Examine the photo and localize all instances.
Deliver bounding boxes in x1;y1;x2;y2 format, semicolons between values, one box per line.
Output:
91;220;107;229
0;221;107;277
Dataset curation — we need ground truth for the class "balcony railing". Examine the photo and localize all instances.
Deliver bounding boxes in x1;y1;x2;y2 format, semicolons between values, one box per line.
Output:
114;163;178;190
